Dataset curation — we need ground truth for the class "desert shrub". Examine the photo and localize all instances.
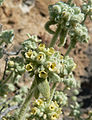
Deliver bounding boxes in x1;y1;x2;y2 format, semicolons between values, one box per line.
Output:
0;0;92;120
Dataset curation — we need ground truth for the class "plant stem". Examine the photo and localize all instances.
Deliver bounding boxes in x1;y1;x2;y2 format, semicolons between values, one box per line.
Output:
65;40;76;56
45;21;56;34
18;80;35;120
65;43;73;56
49;24;61;47
11;72;18;83
1;72;13;85
67;0;74;5
2;57;8;80
50;82;57;101
58;28;68;47
82;13;88;25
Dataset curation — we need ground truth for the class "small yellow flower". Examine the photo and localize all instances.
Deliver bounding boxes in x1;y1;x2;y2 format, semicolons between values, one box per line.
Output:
47;62;57;72
36;99;43;106
38;43;45;51
54;101;59;107
51;113;58;120
37;52;45;62
8;61;14;67
47;48;55;55
39;70;48;79
49;104;55;111
60;55;63;60
31;107;37;115
56;108;62;114
72;63;76;71
25;63;33;72
37;54;43;61
25;50;32;58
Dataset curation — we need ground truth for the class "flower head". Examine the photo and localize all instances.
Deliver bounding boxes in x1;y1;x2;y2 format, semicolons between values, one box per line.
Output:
25;63;33;72
47;62;57;72
39;70;48;79
31;107;38;115
8;61;14;67
46;48;55;55
37;52;46;63
25;50;32;58
49;104;55;111
51;112;58;120
35;99;43;106
38;43;45;51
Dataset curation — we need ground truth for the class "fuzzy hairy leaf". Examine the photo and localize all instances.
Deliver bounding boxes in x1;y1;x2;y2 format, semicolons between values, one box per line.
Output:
37;79;50;99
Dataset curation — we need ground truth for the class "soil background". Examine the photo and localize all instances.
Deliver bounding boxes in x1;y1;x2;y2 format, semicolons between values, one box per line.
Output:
0;0;92;119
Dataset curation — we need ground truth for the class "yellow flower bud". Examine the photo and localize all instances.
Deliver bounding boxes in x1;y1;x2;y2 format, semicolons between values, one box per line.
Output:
51;113;58;120
25;63;33;72
31;107;37;115
72;63;76;71
2;118;7;120
54;101;59;107
8;61;14;67
49;104;55;111
25;50;32;58
56;108;62;114
37;52;46;63
47;62;57;72
60;55;63;60
39;70;48;79
38;43;45;51
47;48;55;55
35;99;43;106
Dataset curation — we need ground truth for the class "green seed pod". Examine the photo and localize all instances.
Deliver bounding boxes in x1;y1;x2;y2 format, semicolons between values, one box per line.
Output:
34;87;40;99
71;96;77;102
73;89;79;95
37;79;50;99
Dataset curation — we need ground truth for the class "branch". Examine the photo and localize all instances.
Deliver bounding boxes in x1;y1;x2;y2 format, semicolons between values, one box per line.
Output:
0;105;20;119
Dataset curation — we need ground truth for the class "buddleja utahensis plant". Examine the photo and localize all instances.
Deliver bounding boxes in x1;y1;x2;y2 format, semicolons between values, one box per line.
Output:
0;0;92;120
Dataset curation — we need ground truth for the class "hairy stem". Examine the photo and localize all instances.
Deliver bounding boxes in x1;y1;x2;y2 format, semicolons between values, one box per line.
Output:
1;72;13;85
18;80;35;120
67;0;74;5
65;40;76;56
2;58;8;80
58;28;68;47
50;82;57;101
11;72;18;83
45;21;56;34
81;13;88;25
50;24;62;47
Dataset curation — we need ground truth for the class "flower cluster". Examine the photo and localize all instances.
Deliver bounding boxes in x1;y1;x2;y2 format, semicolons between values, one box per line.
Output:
22;35;77;99
45;1;89;52
82;0;92;20
53;91;68;106
49;1;84;24
27;99;61;120
7;57;25;76
23;35;76;81
69;23;89;43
